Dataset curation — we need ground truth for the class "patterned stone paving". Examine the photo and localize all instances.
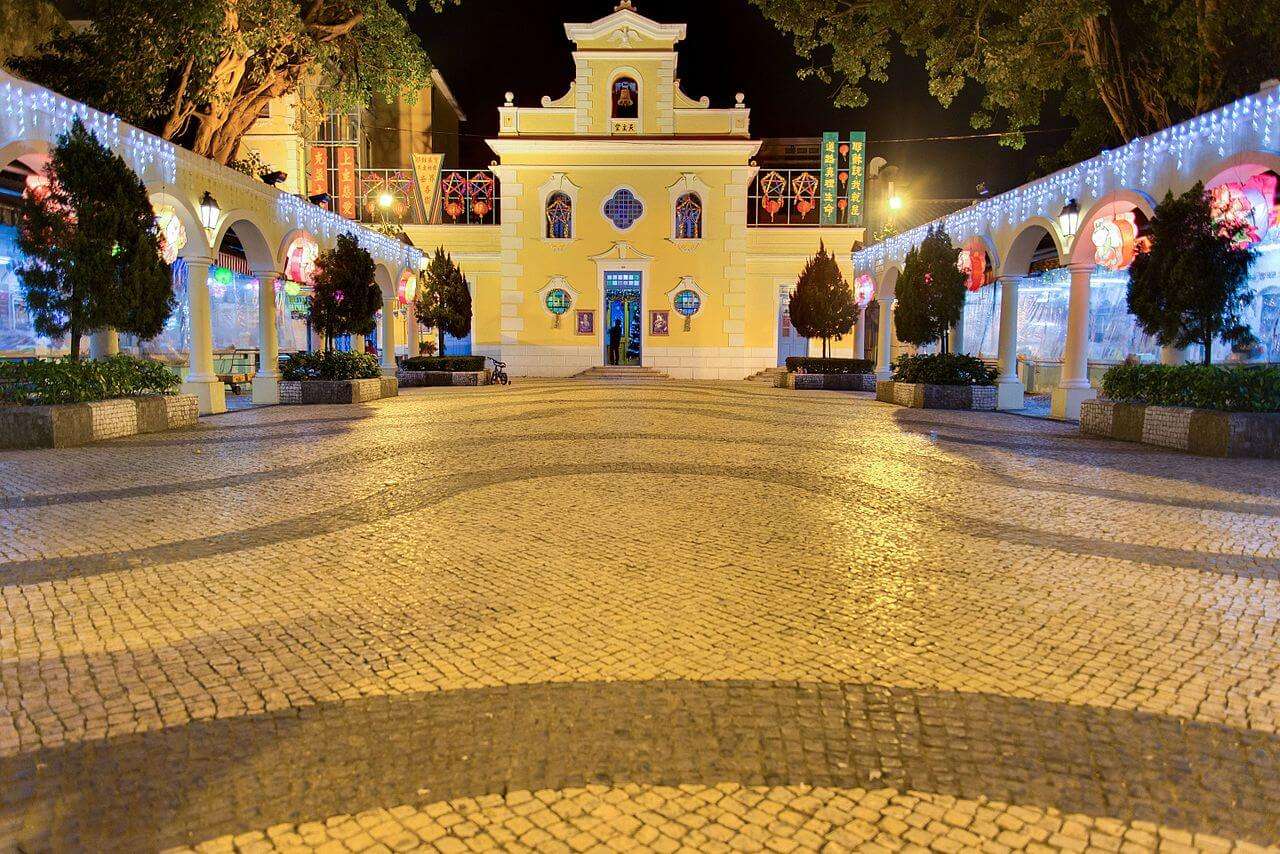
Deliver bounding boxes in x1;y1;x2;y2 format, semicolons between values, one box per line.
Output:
1;379;1279;852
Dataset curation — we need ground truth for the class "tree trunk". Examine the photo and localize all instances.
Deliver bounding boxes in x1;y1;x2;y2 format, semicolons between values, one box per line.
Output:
1203;336;1212;366
68;320;80;360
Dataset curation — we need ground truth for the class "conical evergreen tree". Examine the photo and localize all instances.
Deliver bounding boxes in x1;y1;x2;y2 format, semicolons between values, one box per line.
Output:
788;241;856;358
893;226;966;351
16;117;173;359
1127;182;1256;365
414;247;472;355
308;232;379;350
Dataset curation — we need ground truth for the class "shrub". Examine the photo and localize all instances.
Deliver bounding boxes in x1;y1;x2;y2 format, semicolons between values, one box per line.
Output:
280;351;382;381
0;354;179;405
1100;363;1280;412
891;353;997;386
401;355;486;372
785;356;874;375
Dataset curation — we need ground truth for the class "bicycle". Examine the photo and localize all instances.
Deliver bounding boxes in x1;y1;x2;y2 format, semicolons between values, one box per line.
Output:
489;357;510;385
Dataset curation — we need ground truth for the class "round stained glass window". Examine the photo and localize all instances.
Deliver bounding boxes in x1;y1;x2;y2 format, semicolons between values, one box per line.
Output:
545;287;572;315
673;289;701;316
604;188;644;230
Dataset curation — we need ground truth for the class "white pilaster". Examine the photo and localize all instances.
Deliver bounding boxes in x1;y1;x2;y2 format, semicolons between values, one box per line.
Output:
875;298;895;380
352;334;366;354
180;256;226;415
381;299;398;376
252;273;281;405
1051;261;1096;420
995;277;1024;410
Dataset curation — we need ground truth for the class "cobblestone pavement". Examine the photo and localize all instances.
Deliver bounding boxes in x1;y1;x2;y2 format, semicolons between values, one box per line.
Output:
1;380;1278;852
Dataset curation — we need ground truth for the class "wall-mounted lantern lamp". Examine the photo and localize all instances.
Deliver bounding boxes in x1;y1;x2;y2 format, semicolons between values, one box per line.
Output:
198;191;221;235
1058;198;1080;241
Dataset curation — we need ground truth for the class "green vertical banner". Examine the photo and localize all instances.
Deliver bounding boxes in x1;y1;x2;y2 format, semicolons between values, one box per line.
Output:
820;132;840;225
847;131;866;227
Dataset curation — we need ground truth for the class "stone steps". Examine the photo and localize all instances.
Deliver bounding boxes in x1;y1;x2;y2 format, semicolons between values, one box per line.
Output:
573;366;670;380
745;367;786;384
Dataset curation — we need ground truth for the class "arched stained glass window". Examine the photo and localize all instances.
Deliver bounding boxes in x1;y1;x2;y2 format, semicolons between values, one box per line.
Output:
612;77;639;119
546;192;573;239
675;193;702;239
604;188;644;230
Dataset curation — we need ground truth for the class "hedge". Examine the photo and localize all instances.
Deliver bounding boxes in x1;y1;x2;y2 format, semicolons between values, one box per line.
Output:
1100;363;1280;412
0;354;180;405
280;351;382;381
401;355;486;372
891;353;997;386
785;356;874;375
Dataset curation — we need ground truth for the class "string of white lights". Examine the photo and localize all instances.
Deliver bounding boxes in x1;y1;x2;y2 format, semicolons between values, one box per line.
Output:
854;85;1280;272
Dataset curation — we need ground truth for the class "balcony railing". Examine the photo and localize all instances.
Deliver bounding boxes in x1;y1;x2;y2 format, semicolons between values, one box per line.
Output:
347;168;500;227
748;167;856;227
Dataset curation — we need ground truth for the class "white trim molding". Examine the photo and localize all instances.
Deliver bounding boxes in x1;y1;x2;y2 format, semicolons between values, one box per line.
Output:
666;172;711;244
538;172;581;242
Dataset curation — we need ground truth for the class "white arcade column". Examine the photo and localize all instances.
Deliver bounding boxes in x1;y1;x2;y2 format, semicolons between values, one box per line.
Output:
854;304;867;360
252;273;282;405
88;329;119;358
874;298;895;381
381;298;398;376
995;277;1024;410
181;256;226;415
1051;261;1096;420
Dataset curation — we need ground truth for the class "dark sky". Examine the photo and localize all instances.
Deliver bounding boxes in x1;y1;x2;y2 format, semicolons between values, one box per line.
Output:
408;0;1069;198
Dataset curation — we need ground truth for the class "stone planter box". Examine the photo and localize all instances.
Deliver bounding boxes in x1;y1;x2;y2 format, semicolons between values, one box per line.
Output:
783;372;876;391
278;377;398;405
1080;399;1280;458
875;381;997;410
0;394;198;449
397;369;491;388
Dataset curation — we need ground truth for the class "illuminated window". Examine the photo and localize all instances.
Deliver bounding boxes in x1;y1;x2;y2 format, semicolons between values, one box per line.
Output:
546;192;573;239
674;193;702;239
545;287;572;316
673;289;701;317
604;189;644;230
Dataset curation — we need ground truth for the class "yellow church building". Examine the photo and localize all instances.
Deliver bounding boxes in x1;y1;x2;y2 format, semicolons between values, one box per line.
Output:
405;2;867;378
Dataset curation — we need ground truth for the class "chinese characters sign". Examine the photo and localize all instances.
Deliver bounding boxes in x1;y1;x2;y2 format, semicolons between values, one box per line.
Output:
336;146;357;220
819;132;867;226
307;147;329;198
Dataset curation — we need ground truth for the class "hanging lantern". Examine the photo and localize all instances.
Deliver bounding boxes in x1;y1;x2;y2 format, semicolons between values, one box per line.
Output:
759;171;786;221
283;234;319;285
152;204;187;265
1208;173;1278;249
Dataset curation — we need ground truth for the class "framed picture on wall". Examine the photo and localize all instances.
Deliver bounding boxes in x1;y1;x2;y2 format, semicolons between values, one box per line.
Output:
650;310;670;336
575;309;595;336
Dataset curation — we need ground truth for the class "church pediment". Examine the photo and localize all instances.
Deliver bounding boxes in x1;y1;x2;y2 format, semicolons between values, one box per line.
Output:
564;2;687;50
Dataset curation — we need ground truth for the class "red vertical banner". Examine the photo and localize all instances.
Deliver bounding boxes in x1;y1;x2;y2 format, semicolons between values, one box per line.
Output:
307;147;329;198
336;146;357;220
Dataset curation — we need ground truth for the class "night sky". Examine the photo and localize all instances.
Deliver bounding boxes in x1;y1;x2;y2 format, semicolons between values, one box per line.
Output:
407;0;1070;198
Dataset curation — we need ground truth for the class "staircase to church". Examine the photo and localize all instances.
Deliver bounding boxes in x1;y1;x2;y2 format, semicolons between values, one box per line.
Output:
744;366;786;385
573;366;670;381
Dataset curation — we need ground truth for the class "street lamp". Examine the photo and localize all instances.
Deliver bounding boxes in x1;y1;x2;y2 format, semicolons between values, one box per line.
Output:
198;191;220;235
1058;198;1080;241
887;195;904;212
378;191;394;210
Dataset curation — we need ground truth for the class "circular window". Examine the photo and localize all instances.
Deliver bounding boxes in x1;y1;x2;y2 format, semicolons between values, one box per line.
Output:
545;287;572;316
673;289;701;317
604;188;644;230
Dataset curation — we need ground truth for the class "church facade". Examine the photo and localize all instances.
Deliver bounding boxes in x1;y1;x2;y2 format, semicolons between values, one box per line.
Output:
405;3;866;378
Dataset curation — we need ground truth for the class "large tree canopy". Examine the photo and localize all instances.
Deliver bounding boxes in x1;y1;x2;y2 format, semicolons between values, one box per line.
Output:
751;0;1280;165
9;0;452;165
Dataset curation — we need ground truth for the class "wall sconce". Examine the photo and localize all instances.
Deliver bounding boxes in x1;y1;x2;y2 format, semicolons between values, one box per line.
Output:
198;191;221;235
1058;198;1080;241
